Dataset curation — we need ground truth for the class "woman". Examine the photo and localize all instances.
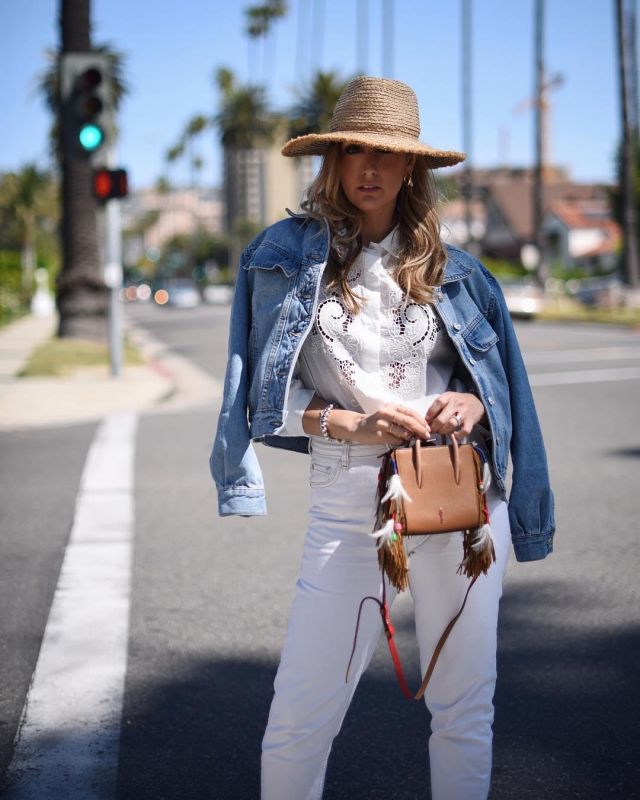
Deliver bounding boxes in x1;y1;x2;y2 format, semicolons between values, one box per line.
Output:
210;77;554;799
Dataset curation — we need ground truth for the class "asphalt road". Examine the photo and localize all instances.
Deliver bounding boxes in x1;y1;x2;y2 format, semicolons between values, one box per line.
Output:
1;302;639;800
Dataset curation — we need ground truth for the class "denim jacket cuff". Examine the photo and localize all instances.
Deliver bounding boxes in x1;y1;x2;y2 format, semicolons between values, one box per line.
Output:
217;487;267;517
512;532;554;562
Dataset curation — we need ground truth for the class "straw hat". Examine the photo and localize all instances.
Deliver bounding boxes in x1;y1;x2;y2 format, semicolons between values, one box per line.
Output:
281;76;465;168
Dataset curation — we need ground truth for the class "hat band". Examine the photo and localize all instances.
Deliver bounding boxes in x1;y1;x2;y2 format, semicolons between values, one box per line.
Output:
328;124;419;138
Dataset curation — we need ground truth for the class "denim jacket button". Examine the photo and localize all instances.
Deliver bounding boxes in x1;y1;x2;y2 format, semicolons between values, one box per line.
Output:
453;322;462;331
469;357;476;365
487;396;495;405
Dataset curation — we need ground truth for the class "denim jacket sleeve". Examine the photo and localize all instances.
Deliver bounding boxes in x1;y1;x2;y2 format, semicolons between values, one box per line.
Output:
209;249;267;516
484;268;555;561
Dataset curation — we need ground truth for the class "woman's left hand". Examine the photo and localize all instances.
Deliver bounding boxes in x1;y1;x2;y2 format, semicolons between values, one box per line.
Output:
425;392;487;439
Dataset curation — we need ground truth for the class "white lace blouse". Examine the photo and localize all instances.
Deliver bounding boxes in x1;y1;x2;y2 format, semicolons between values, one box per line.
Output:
277;228;459;437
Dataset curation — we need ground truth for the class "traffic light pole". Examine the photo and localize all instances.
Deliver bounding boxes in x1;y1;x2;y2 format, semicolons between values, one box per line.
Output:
103;145;123;377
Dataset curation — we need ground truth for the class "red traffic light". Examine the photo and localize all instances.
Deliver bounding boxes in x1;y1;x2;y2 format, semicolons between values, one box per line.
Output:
93;168;128;201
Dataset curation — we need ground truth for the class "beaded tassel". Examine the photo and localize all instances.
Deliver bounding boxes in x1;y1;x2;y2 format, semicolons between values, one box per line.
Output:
457;495;496;578
373;452;410;591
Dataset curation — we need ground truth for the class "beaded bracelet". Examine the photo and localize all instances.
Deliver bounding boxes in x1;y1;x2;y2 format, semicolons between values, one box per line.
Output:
319;403;334;440
319;403;344;443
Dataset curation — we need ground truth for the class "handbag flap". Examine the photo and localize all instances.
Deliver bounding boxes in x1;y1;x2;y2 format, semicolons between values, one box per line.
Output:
394;441;483;534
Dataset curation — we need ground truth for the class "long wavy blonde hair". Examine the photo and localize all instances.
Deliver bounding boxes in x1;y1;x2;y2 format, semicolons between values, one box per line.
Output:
300;143;446;313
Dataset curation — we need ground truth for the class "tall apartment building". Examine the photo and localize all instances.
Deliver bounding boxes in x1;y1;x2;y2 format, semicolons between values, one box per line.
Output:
223;142;316;233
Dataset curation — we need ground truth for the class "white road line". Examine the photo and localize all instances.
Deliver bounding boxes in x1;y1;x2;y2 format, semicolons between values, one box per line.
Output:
4;412;137;800
529;366;640;387
524;346;640;365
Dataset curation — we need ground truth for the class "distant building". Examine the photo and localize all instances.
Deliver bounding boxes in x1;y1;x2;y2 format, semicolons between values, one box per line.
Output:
223;140;316;233
475;167;619;270
543;199;621;271
121;186;224;265
439;195;487;249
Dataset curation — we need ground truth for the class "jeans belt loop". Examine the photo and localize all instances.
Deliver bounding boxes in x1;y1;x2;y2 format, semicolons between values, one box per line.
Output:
340;440;350;468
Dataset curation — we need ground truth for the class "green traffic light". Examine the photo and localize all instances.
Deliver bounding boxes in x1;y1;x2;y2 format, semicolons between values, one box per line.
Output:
78;123;104;152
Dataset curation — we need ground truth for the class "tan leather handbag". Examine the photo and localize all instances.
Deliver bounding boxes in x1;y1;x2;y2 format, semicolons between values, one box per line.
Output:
372;435;495;591
345;436;497;701
393;436;484;535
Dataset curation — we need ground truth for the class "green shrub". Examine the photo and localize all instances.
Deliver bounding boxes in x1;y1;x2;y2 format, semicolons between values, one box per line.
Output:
0;250;26;324
481;257;528;279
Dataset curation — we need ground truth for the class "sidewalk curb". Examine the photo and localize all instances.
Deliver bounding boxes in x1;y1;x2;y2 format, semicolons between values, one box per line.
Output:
0;316;221;431
124;322;221;413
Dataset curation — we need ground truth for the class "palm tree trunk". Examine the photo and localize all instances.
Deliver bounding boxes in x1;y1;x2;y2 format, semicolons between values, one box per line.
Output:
461;0;475;254
616;0;640;287
532;0;548;287
57;0;109;339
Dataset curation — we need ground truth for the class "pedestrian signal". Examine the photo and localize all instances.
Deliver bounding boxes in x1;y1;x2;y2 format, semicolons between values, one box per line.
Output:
93;168;128;202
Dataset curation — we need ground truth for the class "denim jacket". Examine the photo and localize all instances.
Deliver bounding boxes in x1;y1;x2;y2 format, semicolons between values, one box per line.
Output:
209;214;555;562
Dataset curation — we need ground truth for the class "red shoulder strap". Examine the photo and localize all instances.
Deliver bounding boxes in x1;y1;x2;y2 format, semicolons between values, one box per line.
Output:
346;575;478;701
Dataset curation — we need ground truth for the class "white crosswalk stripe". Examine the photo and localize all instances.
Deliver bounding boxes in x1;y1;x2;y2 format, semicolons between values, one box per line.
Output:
3;412;137;799
529;366;640;386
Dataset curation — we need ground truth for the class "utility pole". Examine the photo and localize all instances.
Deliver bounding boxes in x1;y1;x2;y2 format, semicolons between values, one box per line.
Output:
629;0;639;134
616;0;640;287
532;0;548;287
357;0;368;73
382;0;394;77
461;0;476;254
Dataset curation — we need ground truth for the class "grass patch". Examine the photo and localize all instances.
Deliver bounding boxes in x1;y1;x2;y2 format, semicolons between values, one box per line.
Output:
20;336;146;377
0;306;28;328
538;300;640;327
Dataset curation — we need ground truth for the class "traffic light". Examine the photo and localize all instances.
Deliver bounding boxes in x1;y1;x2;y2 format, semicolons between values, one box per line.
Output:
60;53;111;160
93;168;128;202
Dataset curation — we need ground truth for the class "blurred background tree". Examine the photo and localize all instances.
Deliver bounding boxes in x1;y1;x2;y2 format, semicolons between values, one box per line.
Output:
288;70;348;138
0;166;59;323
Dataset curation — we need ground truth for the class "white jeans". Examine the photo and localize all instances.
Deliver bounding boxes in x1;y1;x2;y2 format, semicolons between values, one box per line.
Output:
262;437;511;800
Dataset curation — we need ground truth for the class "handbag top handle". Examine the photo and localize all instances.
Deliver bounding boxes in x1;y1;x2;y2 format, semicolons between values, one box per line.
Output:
413;434;461;489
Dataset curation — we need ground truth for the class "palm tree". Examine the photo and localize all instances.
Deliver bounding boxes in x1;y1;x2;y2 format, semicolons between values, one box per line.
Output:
288;70;348;138
215;68;275;149
245;1;288;83
36;0;129;339
288;70;349;200
184;114;210;189
0;165;57;292
213;67;275;268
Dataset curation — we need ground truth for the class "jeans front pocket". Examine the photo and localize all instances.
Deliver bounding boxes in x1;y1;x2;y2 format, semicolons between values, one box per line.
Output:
309;458;342;489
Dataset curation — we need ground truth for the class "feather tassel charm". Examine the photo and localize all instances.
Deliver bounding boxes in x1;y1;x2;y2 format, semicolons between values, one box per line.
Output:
479;462;492;494
458;524;496;579
381;473;412;505
369;518;396;550
378;517;409;591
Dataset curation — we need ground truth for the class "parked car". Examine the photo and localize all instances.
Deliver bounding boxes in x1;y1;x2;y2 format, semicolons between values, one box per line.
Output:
498;279;545;319
566;276;624;308
154;279;201;308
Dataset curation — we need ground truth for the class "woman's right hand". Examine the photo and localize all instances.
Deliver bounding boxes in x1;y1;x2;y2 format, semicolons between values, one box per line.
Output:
332;403;430;445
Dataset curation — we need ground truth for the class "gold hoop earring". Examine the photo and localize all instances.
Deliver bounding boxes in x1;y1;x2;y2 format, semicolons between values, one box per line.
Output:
404;173;414;189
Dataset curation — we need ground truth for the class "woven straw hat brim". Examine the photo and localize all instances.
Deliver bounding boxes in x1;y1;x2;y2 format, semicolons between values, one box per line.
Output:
281;131;465;167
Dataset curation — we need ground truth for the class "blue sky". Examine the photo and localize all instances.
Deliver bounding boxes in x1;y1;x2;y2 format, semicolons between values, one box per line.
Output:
0;0;628;191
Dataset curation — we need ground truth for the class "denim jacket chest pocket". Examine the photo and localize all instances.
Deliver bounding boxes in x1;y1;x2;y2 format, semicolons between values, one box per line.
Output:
460;313;499;355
